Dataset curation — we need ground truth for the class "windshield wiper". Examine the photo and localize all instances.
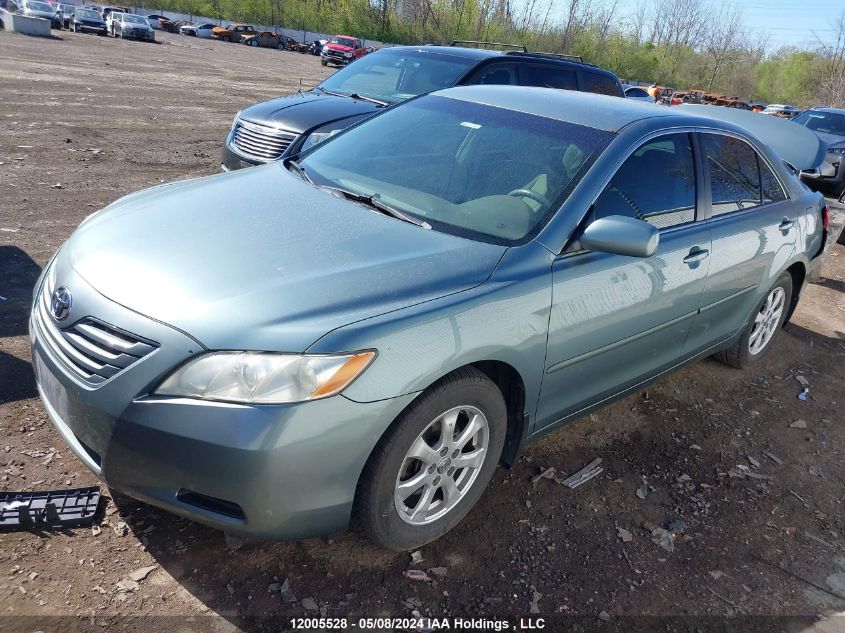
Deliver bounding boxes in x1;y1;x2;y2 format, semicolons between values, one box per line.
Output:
347;93;389;107
286;159;313;184
324;186;431;229
316;86;388;107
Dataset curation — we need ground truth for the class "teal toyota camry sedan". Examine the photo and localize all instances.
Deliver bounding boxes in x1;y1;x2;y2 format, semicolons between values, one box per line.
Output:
31;86;829;550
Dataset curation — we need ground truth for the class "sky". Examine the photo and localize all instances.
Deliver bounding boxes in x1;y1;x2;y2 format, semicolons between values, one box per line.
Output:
540;0;843;51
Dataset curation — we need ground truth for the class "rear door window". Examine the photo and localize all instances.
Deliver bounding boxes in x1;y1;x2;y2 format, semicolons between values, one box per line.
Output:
465;63;519;86
701;134;785;215
593;133;697;229
518;65;578;90
581;72;622;96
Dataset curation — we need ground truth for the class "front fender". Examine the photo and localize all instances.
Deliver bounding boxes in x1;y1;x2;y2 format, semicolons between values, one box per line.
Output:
307;242;554;428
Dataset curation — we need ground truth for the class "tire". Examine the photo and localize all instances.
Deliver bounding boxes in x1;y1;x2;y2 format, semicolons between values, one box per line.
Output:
321;59;327;66
354;367;507;551
715;272;793;369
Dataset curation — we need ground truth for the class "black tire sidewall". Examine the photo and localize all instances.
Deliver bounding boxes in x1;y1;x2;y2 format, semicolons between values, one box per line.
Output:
357;370;507;551
737;272;793;365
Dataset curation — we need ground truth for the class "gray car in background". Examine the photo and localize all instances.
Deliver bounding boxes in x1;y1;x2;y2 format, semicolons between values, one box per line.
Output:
32;87;828;550
793;107;845;197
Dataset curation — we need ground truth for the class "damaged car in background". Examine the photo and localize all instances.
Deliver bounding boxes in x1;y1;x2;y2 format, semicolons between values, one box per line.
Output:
33;86;828;550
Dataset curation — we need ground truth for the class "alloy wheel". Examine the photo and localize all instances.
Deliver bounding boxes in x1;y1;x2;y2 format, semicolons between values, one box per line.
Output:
394;405;489;526
748;286;785;355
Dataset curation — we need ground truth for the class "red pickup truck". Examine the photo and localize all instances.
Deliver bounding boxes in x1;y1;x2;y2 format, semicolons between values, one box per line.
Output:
320;35;367;66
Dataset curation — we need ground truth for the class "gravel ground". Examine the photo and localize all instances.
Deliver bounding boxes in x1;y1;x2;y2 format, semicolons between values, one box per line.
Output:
1;28;845;633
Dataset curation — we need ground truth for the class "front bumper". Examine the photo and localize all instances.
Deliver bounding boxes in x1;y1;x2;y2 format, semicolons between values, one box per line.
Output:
801;155;845;186
220;139;263;171
30;258;416;539
322;53;351;65
76;23;107;33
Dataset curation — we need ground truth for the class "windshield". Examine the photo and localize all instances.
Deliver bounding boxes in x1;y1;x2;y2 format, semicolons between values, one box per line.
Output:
331;37;355;47
123;14;147;23
76;9;99;18
298;94;614;244
793;111;845;137
28;1;52;10
318;49;477;105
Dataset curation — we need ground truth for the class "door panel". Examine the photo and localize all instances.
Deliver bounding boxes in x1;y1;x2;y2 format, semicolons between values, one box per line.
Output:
536;223;711;429
685;133;797;352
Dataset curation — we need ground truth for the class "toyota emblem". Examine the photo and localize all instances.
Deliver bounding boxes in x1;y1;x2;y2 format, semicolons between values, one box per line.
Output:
50;286;72;322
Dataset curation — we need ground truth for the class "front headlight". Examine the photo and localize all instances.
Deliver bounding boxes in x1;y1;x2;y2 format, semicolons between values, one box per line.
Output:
300;127;341;152
155;351;376;404
344;52;352;58
828;146;845;155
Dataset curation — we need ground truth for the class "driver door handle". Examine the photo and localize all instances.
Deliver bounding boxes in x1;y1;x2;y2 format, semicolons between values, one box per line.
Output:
779;218;794;231
683;248;710;264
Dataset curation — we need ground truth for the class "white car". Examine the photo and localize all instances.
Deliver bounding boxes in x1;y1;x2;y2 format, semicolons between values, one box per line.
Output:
180;22;215;38
623;85;656;103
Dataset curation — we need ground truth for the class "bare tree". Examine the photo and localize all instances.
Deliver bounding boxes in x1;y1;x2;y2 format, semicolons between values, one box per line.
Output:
815;12;845;107
703;3;744;91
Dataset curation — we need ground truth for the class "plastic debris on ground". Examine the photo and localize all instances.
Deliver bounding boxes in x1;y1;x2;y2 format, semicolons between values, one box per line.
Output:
0;486;100;530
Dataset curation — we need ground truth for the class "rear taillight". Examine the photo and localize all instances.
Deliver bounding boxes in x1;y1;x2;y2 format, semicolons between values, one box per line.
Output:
822;204;830;230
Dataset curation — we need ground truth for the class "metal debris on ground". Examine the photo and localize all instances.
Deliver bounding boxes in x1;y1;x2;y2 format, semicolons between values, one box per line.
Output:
0;487;100;530
798;388;809;401
617;527;633;543
795;375;810;388
789;419;808;429
530;459;603;489
635;483;649;500
403;569;431;582
764;451;784;465
410;550;424;565
559;458;603;489
530;466;557;486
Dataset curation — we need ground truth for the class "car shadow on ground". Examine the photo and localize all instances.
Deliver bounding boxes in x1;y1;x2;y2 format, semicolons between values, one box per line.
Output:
813;276;845;294
0;245;41;339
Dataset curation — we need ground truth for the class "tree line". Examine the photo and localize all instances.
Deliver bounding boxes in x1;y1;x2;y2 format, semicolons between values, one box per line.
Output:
147;0;845;107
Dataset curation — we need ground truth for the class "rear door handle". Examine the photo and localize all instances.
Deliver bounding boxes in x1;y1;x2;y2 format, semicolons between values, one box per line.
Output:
683;249;709;264
779;218;794;231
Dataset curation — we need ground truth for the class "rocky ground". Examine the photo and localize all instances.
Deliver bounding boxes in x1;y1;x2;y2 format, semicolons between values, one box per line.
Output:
1;28;845;633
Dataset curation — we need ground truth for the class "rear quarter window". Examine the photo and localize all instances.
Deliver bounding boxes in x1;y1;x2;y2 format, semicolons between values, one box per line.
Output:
519;65;578;90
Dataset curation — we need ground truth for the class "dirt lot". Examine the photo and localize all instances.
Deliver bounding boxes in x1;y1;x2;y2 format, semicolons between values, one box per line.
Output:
2;28;845;633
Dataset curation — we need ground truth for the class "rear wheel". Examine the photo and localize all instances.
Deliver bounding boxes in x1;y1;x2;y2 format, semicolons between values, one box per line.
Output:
355;367;506;551
715;272;793;369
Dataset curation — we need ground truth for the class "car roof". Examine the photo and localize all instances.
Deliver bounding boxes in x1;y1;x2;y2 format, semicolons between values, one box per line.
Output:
810;107;845;114
432;85;684;132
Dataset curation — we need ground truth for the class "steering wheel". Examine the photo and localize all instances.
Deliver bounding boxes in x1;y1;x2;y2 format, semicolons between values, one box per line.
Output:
508;188;551;208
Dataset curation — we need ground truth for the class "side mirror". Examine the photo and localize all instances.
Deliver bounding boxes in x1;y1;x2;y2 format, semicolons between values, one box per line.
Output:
580;215;659;258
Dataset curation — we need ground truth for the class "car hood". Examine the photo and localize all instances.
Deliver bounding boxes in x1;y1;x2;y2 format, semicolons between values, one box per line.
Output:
814;130;845;149
240;90;381;135
28;9;54;17
326;43;353;52
64;163;506;352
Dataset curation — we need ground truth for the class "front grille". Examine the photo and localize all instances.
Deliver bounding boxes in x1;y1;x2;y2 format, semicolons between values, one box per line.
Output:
33;278;158;386
325;50;345;60
231;119;297;161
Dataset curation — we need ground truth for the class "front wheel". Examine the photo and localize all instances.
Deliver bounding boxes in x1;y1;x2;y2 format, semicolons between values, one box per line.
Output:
355;367;506;551
320;59;327;66
715;272;793;369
